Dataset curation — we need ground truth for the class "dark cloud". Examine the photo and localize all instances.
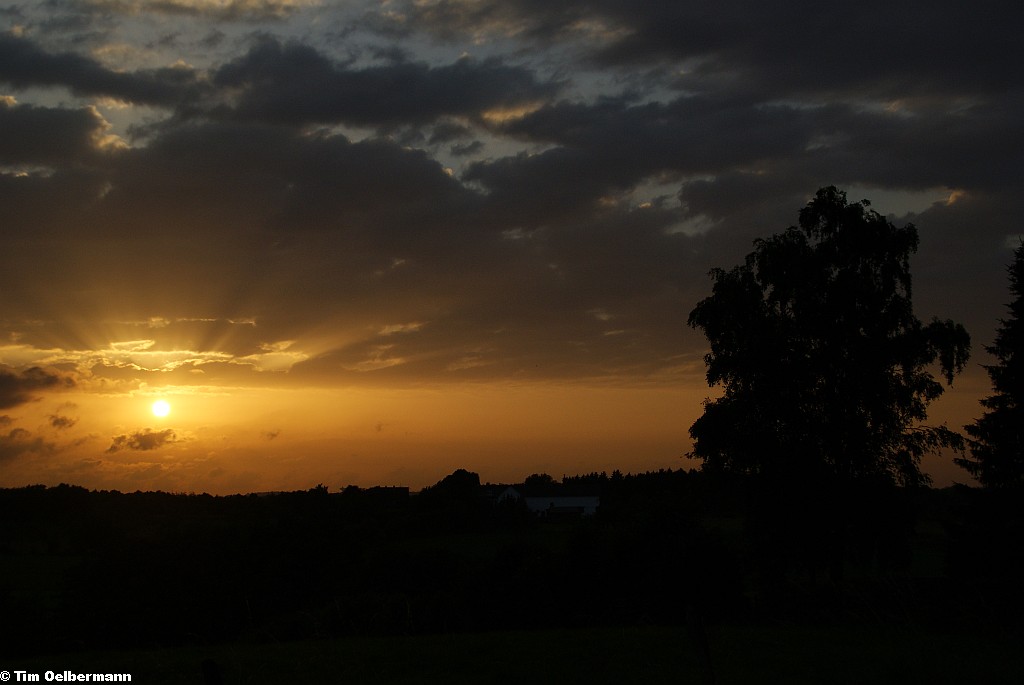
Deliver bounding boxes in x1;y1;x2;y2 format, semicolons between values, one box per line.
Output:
62;121;484;335
0;99;120;165
83;0;313;22
199;29;227;48
0;112;480;338
370;0;586;45
49;414;79;430
0;164;111;237
488;94;1024;199
604;1;1020;101
106;120;474;226
0;1;1020;392
0;32;206;106
428;121;472;144
211;37;561;127
460;95;826;230
107;428;178;453
0;367;74;410
0;427;55;462
390;1;1022;99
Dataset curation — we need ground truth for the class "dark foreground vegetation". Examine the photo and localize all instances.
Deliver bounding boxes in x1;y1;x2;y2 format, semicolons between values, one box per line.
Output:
10;623;1024;684
2;470;1022;682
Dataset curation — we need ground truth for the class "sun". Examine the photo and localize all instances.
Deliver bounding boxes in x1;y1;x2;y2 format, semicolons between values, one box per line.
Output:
151;399;171;418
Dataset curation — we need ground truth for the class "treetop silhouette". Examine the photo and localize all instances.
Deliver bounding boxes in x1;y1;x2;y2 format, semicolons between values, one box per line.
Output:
959;241;1024;487
688;186;970;487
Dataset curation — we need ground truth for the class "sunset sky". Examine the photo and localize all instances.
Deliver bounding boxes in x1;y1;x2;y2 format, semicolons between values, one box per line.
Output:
1;1;1020;493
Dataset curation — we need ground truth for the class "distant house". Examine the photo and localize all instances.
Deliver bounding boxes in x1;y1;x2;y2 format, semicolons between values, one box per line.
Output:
494;486;599;519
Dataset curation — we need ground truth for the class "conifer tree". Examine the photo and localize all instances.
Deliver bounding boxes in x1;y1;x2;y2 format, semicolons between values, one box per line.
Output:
959;242;1024;487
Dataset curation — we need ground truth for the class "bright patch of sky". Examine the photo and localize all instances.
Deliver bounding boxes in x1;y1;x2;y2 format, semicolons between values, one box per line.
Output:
844;185;952;218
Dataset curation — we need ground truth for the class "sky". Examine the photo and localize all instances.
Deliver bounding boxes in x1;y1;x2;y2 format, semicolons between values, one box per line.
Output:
0;0;1021;493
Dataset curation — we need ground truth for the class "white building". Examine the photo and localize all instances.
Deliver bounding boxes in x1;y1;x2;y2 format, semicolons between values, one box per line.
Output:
496;487;600;518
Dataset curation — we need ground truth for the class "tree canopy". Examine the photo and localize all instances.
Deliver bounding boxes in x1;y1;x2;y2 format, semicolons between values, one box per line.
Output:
688;187;970;487
959;242;1024;487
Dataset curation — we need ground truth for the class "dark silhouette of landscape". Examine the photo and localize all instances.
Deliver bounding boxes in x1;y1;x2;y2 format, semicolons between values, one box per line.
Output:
2;191;1022;683
1;470;1022;681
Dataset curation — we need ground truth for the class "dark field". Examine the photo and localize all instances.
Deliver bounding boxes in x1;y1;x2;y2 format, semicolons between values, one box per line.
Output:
2;471;1022;683
6;624;1022;684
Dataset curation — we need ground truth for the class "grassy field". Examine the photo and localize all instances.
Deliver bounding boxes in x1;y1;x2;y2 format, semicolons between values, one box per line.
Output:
6;623;1022;684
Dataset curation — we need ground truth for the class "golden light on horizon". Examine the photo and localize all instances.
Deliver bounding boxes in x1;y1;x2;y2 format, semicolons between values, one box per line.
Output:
151;399;171;418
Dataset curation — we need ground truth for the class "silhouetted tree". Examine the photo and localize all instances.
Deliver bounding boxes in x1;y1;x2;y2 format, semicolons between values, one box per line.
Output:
523;472;557;493
958;242;1024;487
429;468;481;496
416;469;485;531
688;186;970;487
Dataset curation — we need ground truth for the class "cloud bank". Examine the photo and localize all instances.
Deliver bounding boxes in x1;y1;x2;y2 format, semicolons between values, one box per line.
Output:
0;0;1019;392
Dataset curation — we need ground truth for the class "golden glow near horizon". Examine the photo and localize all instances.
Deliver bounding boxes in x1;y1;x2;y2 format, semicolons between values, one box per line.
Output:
151;399;171;417
0;378;706;495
